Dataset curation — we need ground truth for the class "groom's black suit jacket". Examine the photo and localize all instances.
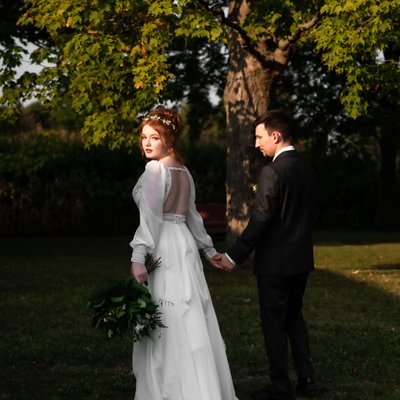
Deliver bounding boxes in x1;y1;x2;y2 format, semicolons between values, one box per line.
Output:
227;150;315;276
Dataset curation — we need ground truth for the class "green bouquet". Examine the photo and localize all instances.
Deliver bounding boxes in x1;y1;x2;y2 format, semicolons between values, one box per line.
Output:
86;255;164;341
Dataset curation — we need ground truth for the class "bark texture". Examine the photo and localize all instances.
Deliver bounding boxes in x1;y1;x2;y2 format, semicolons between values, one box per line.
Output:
224;0;291;242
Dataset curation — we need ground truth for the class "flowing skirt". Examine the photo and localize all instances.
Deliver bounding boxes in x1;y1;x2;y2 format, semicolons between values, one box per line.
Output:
132;219;238;400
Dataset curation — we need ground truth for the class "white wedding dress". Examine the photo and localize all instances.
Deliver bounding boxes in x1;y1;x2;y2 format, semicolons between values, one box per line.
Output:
130;160;238;400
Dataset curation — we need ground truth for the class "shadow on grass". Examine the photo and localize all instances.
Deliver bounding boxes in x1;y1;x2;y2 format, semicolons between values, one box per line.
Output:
366;263;400;270
208;265;400;400
0;237;399;400
294;268;399;400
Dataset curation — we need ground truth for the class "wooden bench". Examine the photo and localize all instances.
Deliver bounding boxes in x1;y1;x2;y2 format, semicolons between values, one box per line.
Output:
196;202;226;236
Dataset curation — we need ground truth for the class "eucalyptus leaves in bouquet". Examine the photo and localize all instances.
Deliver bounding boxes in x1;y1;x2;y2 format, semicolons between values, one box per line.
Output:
86;255;164;341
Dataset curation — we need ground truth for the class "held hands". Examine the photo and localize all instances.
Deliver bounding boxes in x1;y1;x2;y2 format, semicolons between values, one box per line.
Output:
208;252;236;272
131;262;149;284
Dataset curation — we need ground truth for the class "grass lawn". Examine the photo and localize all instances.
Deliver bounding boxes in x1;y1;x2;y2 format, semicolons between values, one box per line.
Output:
0;231;399;400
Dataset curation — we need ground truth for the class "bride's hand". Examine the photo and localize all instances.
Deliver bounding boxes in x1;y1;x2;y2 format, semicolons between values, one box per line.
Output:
208;252;224;269
131;262;148;284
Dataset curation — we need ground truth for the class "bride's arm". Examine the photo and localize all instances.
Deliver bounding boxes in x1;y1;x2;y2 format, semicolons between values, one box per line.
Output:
130;161;166;265
186;171;217;259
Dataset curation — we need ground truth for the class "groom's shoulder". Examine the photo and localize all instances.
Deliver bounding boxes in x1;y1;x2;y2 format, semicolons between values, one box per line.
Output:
260;162;278;177
270;153;311;180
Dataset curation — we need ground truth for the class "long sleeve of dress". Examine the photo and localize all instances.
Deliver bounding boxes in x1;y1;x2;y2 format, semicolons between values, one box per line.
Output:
130;161;166;263
186;172;217;259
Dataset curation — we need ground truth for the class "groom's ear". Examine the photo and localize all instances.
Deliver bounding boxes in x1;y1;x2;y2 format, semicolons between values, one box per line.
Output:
271;130;282;143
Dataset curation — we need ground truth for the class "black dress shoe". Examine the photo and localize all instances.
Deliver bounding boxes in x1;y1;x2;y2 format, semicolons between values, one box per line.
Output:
296;377;316;394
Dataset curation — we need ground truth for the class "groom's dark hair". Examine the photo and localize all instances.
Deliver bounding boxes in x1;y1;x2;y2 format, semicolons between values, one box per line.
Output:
254;110;293;141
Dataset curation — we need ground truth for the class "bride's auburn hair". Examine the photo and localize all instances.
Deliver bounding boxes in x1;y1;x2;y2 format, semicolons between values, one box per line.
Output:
139;106;184;161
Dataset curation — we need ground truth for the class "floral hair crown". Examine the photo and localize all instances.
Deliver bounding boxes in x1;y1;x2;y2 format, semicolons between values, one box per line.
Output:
144;114;176;131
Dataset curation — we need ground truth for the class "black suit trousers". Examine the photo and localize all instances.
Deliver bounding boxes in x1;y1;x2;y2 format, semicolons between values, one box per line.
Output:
256;273;314;395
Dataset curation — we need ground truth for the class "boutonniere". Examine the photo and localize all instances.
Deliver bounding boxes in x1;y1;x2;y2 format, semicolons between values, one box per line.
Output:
251;184;257;193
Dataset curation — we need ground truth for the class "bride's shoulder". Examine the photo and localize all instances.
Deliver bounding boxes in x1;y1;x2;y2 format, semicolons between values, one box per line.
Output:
141;161;167;185
158;156;185;170
145;159;160;168
145;160;165;172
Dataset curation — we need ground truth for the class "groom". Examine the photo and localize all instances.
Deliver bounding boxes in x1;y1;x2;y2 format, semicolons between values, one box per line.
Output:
216;110;316;400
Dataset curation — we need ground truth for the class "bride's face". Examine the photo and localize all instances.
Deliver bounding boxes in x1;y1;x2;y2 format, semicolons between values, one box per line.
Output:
141;124;168;160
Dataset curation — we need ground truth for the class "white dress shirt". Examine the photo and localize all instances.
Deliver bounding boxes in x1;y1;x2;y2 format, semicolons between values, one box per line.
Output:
273;145;295;161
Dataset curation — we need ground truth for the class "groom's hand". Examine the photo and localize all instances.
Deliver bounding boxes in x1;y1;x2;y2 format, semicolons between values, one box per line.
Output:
210;253;235;272
217;253;235;271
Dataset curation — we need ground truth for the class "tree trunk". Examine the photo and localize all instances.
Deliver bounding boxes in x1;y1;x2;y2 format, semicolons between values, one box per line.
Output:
224;0;290;243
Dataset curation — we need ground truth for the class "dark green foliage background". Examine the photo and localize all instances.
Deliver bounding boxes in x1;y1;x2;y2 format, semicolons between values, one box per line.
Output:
0;134;143;236
311;154;379;229
0;134;227;236
0;130;388;236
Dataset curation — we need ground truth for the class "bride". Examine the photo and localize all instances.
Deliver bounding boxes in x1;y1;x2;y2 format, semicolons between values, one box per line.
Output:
130;106;238;400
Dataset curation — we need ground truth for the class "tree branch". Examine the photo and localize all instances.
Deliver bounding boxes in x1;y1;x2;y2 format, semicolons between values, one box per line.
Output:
278;12;320;51
196;1;320;70
196;0;268;66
